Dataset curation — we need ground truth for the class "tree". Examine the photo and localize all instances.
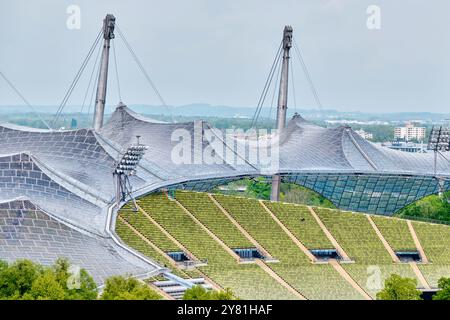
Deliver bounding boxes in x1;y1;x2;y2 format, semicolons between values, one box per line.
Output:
376;274;422;300
210;288;235;300
183;285;211;300
101;276;161;300
0;258;98;300
433;277;450;300
246;178;271;200
52;258;97;300
0;259;41;299
183;285;235;300
27;270;66;300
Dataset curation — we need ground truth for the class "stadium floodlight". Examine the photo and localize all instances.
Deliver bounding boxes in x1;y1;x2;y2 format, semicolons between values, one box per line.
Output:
114;136;148;208
428;126;450;152
428;126;450;203
114;145;148;175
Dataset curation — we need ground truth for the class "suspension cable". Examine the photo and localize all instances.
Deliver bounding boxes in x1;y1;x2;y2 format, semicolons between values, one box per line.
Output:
51;28;102;128
438;151;450;165
290;58;297;112
112;40;122;102
87;50;103;118
251;41;283;128
293;39;323;110
81;39;103;113
0;71;52;130
268;53;282;122
116;25;173;121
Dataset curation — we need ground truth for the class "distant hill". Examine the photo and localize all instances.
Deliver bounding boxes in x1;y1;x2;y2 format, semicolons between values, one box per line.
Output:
0;103;449;123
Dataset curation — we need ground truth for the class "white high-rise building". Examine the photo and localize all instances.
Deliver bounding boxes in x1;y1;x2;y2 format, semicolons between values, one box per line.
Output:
394;123;426;141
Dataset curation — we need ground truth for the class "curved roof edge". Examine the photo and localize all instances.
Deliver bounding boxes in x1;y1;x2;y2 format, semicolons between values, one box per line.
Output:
118;105;168;124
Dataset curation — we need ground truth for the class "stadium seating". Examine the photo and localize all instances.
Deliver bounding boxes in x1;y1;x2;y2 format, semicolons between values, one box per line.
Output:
371;216;417;252
344;264;420;298
315;208;423;297
412;221;450;264
115;191;450;299
412;221;450;287
119;204;180;252
115;218;189;279
315;208;392;264
263;201;333;250
135;193;298;300
175;191;253;249
213;194;364;299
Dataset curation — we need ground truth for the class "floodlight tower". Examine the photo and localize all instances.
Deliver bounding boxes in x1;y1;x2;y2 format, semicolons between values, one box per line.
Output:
427;125;450;199
93;14;116;131
113;136;148;209
270;26;293;201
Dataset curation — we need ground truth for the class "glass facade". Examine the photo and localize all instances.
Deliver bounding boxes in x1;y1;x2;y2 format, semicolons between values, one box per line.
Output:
160;174;450;216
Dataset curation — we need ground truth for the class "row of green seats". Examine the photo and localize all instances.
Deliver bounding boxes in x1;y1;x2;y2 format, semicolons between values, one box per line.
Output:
315;208;393;264
137;193;298;299
264;201;334;250
119;204;180;252
175;191;254;249
371;216;416;252
213;194;364;299
412;221;450;287
115;218;189;279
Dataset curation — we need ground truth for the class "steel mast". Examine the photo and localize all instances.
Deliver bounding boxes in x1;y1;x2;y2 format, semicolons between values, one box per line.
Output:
93;14;116;131
270;26;293;201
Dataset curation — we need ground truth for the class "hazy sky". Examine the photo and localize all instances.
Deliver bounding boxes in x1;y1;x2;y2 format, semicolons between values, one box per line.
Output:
1;0;450;113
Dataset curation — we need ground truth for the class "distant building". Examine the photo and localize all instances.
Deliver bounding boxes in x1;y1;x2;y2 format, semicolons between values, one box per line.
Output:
394;123;426;141
382;140;426;153
355;129;373;140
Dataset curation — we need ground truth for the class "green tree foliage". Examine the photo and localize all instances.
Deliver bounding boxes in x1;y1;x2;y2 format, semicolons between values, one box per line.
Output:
183;285;235;300
246;178;272;200
396;192;450;223
376;274;422;300
53;258;98;300
214;179;335;208
280;184;335;208
100;276;162;300
0;258;97;300
26;270;66;300
433;277;450;300
0;260;41;299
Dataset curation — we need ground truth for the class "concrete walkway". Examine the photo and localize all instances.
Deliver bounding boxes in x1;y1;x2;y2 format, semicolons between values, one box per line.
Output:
328;259;372;300
407;221;429;264
259;200;317;263
366;215;400;263
137;204;200;262
409;262;431;289
307;207;351;261
254;259;307;300
172;196;243;263
208;194;273;259
118;216;181;268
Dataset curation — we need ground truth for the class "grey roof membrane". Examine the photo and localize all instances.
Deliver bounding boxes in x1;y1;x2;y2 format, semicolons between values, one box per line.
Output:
0;199;149;284
0;106;449;282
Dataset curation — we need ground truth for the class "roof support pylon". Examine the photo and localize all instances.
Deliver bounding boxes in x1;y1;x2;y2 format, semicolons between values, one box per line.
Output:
93;14;116;131
271;26;293;201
